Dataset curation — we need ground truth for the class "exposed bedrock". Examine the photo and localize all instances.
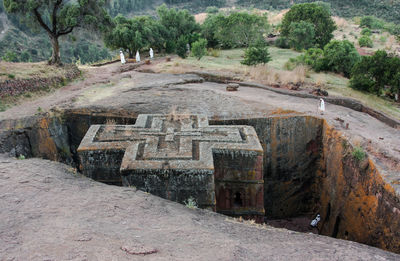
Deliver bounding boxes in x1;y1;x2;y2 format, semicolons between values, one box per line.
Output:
0;111;399;253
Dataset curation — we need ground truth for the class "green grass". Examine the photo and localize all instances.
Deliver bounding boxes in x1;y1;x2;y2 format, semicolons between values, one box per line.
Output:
0;62;70;81
157;47;301;73
267;47;302;69
352;146;366;162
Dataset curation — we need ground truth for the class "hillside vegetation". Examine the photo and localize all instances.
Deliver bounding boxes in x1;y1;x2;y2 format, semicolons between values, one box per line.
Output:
1;0;400;64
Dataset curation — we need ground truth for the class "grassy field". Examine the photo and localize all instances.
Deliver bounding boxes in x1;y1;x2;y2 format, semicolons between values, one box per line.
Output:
0;62;71;81
154;47;400;120
0;61;81;112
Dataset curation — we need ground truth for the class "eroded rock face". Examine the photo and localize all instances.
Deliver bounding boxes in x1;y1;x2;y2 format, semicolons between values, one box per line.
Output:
214;116;323;218
77;114;264;220
318;122;400;253
0;112;399;253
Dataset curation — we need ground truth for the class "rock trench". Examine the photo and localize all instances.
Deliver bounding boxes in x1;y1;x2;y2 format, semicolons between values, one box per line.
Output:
0;110;399;254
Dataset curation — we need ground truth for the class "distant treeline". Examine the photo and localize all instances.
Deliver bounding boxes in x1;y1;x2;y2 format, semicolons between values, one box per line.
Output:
236;0;400;23
109;0;226;15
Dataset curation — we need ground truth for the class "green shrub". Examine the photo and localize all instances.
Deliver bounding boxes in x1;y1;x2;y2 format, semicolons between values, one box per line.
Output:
275;37;290;49
360;28;372;36
7;74;15;79
358;35;373;47
206;6;219;13
294;40;360;77
241;46;271;66
350;50;400;98
176;36;188;59
321;40;360;77
360;16;384;29
2;50;18;62
352;146;366;162
192;38;208;60
296;47;324;70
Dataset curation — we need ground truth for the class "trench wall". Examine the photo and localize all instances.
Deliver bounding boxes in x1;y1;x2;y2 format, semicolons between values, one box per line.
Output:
212;116;323;218
317;121;400;253
0;112;399;253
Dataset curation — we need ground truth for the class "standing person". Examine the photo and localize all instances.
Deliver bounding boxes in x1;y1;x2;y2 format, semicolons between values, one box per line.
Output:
120;50;126;64
136;51;141;62
318;98;325;115
149;48;154;59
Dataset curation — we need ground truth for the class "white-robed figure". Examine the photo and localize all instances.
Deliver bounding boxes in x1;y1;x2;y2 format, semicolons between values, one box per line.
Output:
149;48;154;59
136;50;141;62
318;98;325;115
120;50;126;64
310;214;321;227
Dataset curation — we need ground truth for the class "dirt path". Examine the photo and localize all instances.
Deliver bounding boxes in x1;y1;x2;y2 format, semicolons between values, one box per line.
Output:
0;154;398;260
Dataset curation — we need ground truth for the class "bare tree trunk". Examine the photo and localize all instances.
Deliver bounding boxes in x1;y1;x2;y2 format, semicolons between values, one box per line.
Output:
49;35;62;66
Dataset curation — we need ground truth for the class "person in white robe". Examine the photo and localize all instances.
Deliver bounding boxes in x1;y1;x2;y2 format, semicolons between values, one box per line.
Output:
120;51;126;64
149;48;154;59
310;214;321;227
136;51;141;62
318;98;325;115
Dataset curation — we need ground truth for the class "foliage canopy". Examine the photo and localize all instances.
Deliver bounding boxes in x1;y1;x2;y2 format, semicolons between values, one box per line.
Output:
294;40;360;77
241;45;271;66
281;3;336;48
287;21;315;51
202;12;270;49
105;15;163;58
191;38;207;60
358;35;373;48
3;0;111;65
350;50;400;98
157;4;199;53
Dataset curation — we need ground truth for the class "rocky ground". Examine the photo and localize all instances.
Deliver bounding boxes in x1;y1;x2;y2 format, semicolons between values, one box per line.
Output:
0;61;400;260
1;154;399;261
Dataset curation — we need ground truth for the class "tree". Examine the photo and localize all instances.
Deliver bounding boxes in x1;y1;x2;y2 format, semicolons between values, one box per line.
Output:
201;13;220;48
287;21;315;51
358;35;373;48
4;0;111;65
176;35;188;59
295;40;360;77
320;40;360;77
350;50;400;98
281;3;336;48
241;40;271;66
157;4;199;53
202;12;270;49
105;15;163;58
192;38;207;60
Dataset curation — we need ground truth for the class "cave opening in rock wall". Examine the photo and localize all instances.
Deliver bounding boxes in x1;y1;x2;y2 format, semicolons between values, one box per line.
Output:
0;112;399;254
